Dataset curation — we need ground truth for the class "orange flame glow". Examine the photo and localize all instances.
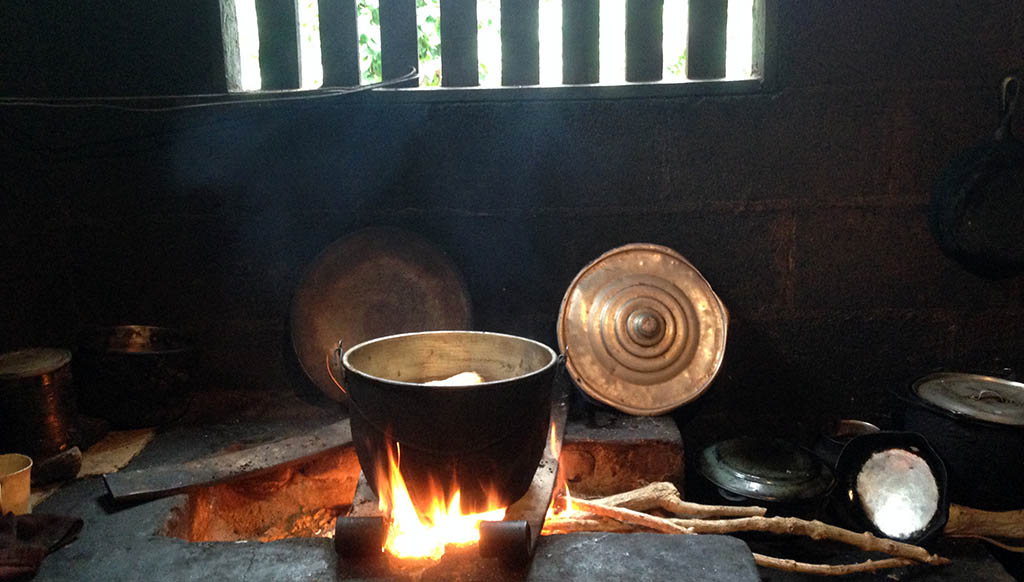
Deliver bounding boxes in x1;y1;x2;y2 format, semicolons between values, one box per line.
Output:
375;444;506;561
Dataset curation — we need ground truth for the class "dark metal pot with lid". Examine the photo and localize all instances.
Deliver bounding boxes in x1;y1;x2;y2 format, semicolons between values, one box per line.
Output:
329;330;559;514
75;325;196;429
899;372;1024;510
696;437;835;518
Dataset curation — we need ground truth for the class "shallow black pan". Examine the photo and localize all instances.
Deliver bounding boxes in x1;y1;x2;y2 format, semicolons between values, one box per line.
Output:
930;76;1024;277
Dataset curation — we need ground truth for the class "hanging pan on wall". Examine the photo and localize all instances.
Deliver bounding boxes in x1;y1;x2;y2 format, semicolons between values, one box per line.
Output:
930;75;1024;276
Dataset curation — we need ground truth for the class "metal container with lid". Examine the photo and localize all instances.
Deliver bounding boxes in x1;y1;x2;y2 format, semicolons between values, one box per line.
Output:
696;437;834;517
0;348;79;458
557;243;728;416
912;372;1024;426
902;372;1024;510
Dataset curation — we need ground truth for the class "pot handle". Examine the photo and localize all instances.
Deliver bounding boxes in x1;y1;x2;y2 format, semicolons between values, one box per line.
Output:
995;75;1020;141
327;340;347;396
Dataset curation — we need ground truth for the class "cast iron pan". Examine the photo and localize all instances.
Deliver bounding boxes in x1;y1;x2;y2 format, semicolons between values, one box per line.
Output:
832;432;948;547
930;76;1024;277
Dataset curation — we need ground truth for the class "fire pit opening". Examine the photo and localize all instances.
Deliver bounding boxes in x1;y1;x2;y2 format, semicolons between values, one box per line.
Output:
161;447;361;542
159;415;683;550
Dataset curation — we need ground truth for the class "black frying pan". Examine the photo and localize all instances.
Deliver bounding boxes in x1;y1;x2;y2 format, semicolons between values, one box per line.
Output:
930;76;1024;277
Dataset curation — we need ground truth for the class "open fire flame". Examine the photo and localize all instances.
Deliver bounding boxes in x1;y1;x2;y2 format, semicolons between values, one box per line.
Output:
372;360;574;563
375;443;506;561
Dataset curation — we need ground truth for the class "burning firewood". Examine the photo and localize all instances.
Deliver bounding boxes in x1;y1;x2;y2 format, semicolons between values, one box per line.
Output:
544;481;951;576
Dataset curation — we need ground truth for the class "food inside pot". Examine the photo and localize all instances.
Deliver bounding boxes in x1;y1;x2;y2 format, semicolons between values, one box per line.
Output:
343;331;555;384
423;371;485;386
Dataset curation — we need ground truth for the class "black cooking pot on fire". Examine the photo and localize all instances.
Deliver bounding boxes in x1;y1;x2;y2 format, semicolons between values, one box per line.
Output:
330;331;558;513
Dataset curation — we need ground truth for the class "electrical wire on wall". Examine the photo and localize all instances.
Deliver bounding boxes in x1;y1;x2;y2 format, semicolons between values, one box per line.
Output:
0;69;418;162
0;69;417;112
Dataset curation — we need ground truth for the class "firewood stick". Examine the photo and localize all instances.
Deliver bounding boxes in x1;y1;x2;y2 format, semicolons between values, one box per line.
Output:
541;517;635;534
542;511;928;575
570;497;693;534
944;534;1024;553
666;517;949;566
944;504;1024;540
569;497;949;567
588;481;767;518
753;554;916;576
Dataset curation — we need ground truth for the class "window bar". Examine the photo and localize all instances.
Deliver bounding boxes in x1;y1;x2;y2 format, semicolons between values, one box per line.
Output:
440;0;479;87
255;0;301;89
625;0;663;82
319;0;361;86
380;0;418;87
751;0;766;78
686;0;728;79
562;0;599;85
501;0;540;86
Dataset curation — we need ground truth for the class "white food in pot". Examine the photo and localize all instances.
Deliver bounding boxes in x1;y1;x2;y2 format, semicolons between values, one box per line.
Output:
423;371;485;386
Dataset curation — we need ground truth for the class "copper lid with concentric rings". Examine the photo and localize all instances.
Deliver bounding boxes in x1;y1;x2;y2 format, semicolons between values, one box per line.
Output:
557;243;728;415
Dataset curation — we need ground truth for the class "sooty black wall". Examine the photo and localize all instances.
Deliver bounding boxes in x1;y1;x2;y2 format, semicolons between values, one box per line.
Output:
1;2;1022;452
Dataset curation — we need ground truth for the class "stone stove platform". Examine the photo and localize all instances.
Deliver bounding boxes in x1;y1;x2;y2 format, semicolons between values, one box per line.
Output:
26;391;1016;581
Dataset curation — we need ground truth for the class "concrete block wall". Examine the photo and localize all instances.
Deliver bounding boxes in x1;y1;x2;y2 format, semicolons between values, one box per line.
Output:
1;1;1022;452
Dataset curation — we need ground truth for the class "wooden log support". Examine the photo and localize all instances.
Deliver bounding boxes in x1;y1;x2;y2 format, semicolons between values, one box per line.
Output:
255;0;301;90
686;0;728;79
501;0;540;86
319;0;361;86
380;0;418;87
625;0;663;82
440;0;479;86
562;1;599;85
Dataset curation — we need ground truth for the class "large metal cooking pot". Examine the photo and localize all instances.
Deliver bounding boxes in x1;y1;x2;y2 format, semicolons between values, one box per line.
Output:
330;330;558;513
899;372;1024;511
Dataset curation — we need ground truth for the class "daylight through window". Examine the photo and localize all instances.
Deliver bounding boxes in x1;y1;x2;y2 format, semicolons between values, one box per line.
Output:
227;0;758;92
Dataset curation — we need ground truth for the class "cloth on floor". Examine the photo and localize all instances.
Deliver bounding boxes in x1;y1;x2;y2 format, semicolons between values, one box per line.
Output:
0;513;83;581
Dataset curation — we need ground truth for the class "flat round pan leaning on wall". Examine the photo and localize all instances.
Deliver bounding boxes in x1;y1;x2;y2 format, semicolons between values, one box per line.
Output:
289;227;472;402
557;243;728;415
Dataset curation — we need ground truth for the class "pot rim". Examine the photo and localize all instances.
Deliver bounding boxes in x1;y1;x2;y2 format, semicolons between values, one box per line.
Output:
341;330;558;389
78;325;195;356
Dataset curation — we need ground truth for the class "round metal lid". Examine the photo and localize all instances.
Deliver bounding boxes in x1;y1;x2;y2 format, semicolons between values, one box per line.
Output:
290;227;472;402
556;243;727;415
0;348;71;379
912;372;1024;427
698;438;835;503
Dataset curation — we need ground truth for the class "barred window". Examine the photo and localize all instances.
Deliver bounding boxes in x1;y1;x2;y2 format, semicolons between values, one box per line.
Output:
223;0;765;97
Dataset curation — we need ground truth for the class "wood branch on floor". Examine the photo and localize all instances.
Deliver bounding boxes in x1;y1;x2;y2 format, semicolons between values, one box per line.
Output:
544;481;951;576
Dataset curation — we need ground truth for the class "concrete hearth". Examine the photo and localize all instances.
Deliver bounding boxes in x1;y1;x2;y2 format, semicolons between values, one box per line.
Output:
28;392;1014;581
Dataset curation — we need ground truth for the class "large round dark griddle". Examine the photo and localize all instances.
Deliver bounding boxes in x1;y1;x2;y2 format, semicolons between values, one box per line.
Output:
289;227;472;402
